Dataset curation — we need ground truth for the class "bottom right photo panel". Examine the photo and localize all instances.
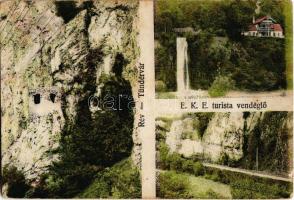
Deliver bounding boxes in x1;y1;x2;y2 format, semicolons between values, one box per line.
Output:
156;112;293;199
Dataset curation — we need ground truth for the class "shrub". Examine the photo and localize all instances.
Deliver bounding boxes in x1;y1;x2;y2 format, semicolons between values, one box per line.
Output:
230;178;292;199
157;171;192;198
169;153;184;171
192;162;204;176
158;142;171;169
182;160;194;173
78;159;141;198
24;164;100;198
208;75;235;97
205;188;225;199
156;129;167;142
219;153;229;165
156;80;167;92
2;166;30;198
203;166;292;199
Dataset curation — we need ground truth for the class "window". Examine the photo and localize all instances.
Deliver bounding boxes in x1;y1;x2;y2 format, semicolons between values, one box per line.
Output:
33;94;41;104
50;93;56;103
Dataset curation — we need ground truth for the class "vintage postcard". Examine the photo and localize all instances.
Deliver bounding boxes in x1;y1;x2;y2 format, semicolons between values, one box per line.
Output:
1;0;293;199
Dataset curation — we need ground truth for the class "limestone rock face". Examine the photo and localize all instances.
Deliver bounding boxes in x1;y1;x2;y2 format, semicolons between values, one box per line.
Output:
202;112;248;162
161;112;291;166
1;0;140;180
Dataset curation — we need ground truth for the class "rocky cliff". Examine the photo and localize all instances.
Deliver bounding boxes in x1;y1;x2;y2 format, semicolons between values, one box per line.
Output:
157;112;292;173
1;0;140;181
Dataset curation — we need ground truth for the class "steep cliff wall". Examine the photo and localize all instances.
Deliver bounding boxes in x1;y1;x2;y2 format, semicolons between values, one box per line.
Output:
157;112;292;173
1;0;140;181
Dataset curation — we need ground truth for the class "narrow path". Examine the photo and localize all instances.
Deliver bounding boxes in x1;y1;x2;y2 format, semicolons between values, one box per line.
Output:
203;163;292;182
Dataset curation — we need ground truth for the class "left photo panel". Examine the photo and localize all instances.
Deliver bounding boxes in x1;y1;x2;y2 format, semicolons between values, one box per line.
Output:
1;0;142;198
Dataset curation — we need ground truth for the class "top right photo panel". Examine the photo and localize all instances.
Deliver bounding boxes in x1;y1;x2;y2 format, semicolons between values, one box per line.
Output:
155;0;292;99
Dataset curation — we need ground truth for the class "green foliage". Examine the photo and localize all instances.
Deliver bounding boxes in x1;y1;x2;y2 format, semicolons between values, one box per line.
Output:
204;173;220;183
46;109;134;197
78;159;141;199
26;74;135;198
158;142;171;169
204;189;225;199
2;166;30;198
156;129;167;143
219;153;230;165
231;177;292;199
155;0;287;92
169;153;184;171
259;0;284;25
224;0;256;40
155;80;167;92
192;162;204;176
204;166;292;199
233;38;286;91
158;170;232;198
284;0;293;89
25;165;99;198
240;112;291;173
156;92;177;99
208;75;235;97
182;160;194;173
158;142;183;171
158;142;204;177
157;171;192;198
182;113;213;138
155;34;177;91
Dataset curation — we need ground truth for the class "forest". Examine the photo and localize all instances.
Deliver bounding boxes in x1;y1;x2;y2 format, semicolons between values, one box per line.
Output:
155;0;291;94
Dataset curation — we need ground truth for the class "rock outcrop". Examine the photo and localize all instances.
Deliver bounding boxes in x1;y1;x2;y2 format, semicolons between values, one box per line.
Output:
157;112;292;173
1;0;140;180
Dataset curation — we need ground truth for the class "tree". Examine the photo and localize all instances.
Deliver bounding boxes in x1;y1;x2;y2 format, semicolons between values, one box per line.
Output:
225;0;256;40
158;171;192;198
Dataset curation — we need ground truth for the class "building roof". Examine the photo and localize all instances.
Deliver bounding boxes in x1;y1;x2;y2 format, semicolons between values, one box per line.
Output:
271;24;283;31
248;25;257;31
247;16;283;32
248;24;283;32
253;16;277;25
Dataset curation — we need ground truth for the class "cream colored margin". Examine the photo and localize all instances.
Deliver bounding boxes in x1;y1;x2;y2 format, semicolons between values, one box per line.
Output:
138;0;156;198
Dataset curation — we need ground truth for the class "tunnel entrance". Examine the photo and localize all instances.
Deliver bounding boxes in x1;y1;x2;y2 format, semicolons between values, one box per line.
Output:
33;94;41;104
